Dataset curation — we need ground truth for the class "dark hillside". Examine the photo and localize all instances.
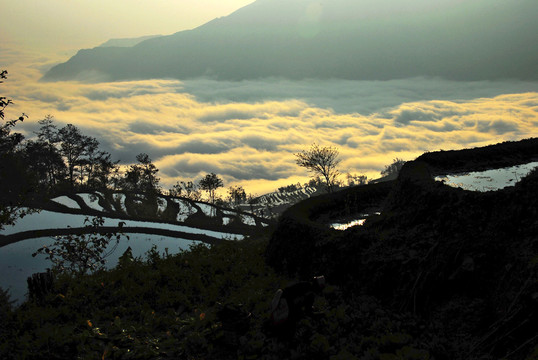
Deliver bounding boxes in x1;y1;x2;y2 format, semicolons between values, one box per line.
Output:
416;137;538;174
267;138;538;359
266;180;393;277
2;139;536;359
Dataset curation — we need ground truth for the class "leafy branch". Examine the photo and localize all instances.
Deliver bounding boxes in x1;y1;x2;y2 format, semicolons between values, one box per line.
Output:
33;216;129;275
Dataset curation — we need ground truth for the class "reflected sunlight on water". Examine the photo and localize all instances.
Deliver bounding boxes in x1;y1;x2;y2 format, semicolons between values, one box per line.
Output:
435;161;538;192
331;218;366;231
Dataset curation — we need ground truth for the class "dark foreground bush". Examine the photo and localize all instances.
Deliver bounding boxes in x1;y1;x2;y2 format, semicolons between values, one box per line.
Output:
1;237;445;360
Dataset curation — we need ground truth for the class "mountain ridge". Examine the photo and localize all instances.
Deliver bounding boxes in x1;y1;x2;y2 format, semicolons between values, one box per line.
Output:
42;0;538;82
99;35;163;48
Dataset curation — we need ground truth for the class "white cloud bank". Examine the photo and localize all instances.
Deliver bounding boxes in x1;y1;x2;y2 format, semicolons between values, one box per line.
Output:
2;50;537;195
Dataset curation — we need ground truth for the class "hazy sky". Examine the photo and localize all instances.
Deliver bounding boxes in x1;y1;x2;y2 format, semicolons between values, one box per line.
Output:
1;0;537;196
2;0;254;52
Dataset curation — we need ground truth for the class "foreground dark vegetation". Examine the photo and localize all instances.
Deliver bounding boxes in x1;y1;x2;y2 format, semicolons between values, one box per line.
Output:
267;138;538;360
0;138;536;359
0;239;439;360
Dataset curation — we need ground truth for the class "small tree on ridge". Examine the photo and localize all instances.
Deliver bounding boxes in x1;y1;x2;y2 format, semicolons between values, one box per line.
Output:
199;173;223;205
295;143;341;193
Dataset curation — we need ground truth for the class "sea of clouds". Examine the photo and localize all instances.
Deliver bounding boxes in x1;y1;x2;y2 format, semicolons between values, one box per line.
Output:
2;45;537;195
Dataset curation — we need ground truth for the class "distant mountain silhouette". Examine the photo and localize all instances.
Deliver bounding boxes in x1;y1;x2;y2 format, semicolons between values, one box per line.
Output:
98;35;163;48
42;0;538;82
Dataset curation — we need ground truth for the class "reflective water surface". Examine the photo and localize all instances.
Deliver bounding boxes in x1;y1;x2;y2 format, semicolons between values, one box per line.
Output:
435;162;538;192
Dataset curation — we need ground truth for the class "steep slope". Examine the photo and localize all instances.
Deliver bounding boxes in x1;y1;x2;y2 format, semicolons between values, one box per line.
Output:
42;0;538;82
266;138;538;358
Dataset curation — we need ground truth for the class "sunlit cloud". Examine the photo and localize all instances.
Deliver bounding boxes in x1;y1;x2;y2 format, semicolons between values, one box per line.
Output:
2;48;537;195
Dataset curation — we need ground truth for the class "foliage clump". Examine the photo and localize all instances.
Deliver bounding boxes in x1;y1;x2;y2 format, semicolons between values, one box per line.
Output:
380;158;406;179
1;238;440;359
32;216;128;275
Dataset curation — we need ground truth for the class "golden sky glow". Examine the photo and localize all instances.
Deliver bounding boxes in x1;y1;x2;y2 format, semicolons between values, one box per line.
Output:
2;0;254;52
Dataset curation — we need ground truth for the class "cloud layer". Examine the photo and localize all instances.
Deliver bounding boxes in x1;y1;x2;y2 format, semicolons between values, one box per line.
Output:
2;50;537;195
